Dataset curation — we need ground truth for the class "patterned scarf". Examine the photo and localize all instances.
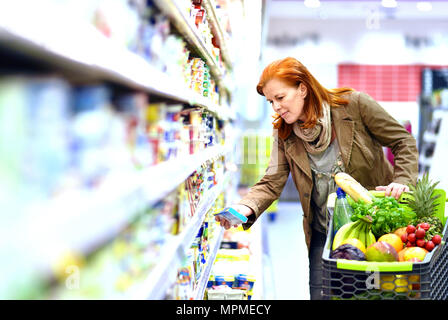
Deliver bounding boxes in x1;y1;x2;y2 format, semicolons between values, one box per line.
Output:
293;102;332;155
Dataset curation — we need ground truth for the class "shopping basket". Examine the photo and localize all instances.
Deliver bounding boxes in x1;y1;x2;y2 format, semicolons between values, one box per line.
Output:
322;189;448;300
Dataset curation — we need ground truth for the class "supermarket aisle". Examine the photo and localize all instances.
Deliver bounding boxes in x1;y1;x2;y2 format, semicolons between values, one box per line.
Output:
264;201;310;300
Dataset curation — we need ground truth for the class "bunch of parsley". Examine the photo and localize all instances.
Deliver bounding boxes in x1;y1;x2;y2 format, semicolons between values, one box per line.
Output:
349;196;416;239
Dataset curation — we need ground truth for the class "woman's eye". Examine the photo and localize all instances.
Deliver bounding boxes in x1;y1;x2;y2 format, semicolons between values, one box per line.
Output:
277;96;283;100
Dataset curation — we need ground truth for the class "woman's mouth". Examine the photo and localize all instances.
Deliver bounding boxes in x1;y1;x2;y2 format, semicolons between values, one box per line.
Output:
281;111;289;118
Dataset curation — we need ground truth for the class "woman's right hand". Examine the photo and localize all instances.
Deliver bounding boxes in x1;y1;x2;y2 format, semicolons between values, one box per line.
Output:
214;204;254;230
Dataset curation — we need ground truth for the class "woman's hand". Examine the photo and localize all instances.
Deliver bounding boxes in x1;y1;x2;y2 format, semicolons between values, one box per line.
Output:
375;182;410;200
214;204;254;230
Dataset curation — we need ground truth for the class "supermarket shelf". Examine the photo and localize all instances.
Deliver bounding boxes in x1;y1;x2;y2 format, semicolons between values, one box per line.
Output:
141;144;230;206
152;0;226;83
130;171;232;299
0;4;233;121
203;0;233;69
423;131;438;143
21;144;229;275
419;155;433;167
193;227;224;300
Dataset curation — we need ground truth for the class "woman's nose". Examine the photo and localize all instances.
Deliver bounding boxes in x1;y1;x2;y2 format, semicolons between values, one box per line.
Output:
272;101;280;111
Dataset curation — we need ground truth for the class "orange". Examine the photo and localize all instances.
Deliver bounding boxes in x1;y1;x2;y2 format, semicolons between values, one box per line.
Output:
378;233;404;253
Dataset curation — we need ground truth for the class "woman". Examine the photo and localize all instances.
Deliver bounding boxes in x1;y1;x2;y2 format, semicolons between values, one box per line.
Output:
215;57;419;300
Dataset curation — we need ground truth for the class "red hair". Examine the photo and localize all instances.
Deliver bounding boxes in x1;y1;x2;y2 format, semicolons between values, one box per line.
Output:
257;57;354;139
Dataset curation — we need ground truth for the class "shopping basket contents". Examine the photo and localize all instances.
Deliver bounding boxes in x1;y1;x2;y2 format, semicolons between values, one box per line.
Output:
322;173;448;300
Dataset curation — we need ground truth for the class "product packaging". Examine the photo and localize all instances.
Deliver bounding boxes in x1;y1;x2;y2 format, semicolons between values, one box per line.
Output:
214;207;248;225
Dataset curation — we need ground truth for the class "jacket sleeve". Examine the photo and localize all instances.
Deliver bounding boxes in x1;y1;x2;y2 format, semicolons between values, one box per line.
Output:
357;92;419;186
238;130;291;229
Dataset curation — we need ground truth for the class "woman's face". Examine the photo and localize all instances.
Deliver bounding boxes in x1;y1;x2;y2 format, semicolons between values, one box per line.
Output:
263;78;307;124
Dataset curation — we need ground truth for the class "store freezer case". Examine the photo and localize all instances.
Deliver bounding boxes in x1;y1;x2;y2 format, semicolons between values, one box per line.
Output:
321;190;448;300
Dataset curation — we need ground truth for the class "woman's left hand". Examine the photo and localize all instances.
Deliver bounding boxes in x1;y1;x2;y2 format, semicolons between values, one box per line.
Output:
375;183;410;200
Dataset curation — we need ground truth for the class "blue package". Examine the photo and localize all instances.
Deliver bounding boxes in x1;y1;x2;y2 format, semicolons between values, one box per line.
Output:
214;207;248;225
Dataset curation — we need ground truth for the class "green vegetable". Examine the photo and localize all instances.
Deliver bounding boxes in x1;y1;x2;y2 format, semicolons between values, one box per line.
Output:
350;197;417;239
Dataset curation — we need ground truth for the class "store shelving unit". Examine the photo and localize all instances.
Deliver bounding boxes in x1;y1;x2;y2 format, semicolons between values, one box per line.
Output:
0;0;240;300
153;0;225;82
25;143;233;274
203;0;233;69
418;68;448;175
192;227;224;300
0;2;233;121
427;109;448;193
129;171;232;300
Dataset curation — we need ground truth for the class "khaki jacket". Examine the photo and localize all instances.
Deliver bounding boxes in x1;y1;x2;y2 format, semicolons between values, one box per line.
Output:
238;91;419;251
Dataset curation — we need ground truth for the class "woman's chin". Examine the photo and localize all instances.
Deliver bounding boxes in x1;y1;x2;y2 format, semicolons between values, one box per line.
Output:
283;117;296;124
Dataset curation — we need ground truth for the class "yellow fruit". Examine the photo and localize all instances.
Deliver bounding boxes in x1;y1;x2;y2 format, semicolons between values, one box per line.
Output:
380;275;395;291
403;247;428;262
334;173;374;204
408;274;421;291
398;247;409;262
339;238;367;253
378;233;403;253
394;227;407;239
408;274;420;283
394;275;411;293
380;275;411;293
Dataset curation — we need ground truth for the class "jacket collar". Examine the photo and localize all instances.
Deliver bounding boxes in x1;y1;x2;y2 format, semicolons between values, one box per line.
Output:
283;104;355;178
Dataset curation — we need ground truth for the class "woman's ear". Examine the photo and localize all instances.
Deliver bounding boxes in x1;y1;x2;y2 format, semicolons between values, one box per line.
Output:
298;83;307;98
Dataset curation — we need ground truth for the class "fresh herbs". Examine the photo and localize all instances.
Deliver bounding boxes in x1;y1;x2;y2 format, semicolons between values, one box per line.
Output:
350;196;416;239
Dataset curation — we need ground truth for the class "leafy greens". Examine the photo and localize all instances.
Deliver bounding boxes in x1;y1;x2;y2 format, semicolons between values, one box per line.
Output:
349;196;416;239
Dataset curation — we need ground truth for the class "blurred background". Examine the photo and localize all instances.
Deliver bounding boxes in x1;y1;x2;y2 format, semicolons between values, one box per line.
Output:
0;0;447;300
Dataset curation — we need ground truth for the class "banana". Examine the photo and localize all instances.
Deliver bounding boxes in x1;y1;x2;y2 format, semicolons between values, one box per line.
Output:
332;216;377;251
363;216;376;248
366;228;376;248
347;221;362;240
332;220;365;250
332;221;357;250
357;223;367;248
361;223;369;248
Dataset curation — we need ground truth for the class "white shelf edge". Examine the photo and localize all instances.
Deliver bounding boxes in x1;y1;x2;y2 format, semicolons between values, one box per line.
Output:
203;0;232;69
152;0;228;88
423;131;438;143
193;227;224;300
19;144;228;280
0;9;231;120
130;171;232;299
419;155;433;167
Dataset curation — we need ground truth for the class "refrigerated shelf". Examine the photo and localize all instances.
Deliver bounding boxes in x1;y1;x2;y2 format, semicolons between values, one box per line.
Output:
0;3;233;121
17;144;231;280
129;171;232;299
203;0;232;69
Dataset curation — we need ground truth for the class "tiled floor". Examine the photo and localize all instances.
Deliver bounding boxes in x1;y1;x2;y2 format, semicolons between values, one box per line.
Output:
261;201;310;300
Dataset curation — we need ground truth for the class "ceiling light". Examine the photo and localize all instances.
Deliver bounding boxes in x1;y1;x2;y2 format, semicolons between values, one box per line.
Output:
416;2;432;12
381;0;397;8
304;0;321;9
